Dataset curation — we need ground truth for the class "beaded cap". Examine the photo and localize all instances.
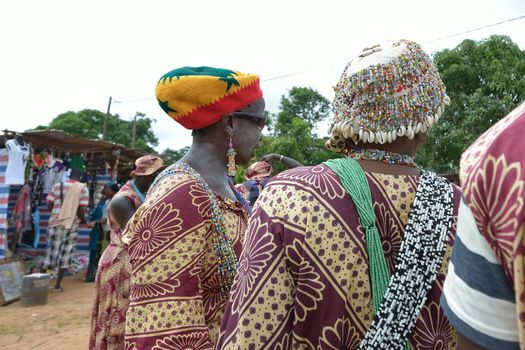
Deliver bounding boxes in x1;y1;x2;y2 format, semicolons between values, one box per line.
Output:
327;39;450;153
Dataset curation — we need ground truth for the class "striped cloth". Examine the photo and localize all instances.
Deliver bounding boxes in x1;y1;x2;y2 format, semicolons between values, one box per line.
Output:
0;148;9;259
6;174;111;255
441;200;520;349
46;180;89;228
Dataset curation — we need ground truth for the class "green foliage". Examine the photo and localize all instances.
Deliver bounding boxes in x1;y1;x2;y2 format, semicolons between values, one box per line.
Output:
253;86;341;175
160;146;190;165
274;87;331;134
148;86;336;184
416;35;525;172
33;109;159;153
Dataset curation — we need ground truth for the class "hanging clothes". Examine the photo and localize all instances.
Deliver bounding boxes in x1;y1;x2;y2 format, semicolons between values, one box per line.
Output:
41;162;66;194
69;154;85;170
12;184;32;234
32;151;46;169
0;148;9;259
31;208;40;248
5;139;30;185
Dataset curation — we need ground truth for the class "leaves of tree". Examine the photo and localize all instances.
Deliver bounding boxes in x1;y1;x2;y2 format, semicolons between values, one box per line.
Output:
417;35;525;172
33;109;159;153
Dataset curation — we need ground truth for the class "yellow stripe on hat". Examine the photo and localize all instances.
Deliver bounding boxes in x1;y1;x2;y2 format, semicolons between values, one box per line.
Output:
156;67;259;120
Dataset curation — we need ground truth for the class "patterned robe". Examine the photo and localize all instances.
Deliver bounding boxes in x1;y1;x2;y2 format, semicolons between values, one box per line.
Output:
123;172;248;349
90;180;143;350
459;101;525;347
217;164;462;349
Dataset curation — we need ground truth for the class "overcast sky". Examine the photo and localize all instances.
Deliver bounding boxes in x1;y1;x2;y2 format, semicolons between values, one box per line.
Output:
1;0;524;152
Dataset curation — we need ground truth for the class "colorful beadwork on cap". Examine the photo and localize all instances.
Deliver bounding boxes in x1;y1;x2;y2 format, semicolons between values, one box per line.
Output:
156;66;262;130
327;40;450;153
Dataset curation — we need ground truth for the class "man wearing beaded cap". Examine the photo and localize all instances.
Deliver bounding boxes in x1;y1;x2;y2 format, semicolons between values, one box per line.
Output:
122;67;265;349
217;40;463;349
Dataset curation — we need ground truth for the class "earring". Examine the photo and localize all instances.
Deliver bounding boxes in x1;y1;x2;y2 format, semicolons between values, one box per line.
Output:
227;137;237;177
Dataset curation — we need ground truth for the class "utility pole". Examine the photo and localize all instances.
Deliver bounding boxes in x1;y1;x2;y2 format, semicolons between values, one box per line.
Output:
103;96;112;141
132;112;145;149
132;112;137;149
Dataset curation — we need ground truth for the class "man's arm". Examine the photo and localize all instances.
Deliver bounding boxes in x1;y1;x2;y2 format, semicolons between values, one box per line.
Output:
46;185;57;211
110;196;136;229
261;153;303;169
457;333;487;350
77;185;89;224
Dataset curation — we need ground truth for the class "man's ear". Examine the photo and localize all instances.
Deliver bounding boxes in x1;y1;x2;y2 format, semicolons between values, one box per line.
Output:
222;114;234;137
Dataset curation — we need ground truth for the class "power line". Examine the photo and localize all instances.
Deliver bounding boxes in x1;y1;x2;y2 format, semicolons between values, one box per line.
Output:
262;71;310;82
424;14;525;44
113;14;525;101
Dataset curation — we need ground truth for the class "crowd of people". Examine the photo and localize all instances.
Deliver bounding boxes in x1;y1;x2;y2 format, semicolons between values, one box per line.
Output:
46;39;523;349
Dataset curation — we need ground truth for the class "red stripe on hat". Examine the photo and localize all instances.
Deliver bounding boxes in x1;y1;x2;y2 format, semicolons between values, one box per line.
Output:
176;80;263;130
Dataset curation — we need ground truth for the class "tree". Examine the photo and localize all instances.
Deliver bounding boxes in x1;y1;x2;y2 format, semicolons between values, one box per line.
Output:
416;35;525;173
34;109;159;153
160;146;190;164
274;87;331;134
246;86;339;179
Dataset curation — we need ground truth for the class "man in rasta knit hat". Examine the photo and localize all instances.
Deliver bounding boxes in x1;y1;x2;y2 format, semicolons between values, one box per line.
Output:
122;67;265;349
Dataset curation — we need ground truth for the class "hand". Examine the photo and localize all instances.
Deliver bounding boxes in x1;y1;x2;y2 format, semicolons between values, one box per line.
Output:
260;153;281;162
87;222;95;228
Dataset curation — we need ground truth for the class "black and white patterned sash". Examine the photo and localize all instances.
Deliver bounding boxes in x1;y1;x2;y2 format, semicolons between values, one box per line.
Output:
359;170;454;350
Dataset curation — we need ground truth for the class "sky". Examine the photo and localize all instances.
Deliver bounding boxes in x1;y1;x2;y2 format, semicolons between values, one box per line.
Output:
1;0;524;152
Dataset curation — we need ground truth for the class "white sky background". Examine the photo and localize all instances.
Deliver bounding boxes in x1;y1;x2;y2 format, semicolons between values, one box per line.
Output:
1;0;524;152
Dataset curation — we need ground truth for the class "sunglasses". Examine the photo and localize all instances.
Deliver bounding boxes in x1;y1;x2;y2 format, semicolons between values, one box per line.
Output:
232;112;266;130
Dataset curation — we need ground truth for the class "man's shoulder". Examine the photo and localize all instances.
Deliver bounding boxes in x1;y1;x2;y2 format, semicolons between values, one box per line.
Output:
271;164;333;182
266;164;345;200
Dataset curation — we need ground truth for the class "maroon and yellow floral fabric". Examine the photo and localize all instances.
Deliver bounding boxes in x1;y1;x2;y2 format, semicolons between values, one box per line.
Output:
90;180;143;350
123;172;248;349
217;165;462;349
459;101;525;347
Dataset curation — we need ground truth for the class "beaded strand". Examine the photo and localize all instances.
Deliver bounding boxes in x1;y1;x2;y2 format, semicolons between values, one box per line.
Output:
359;170;453;350
346;147;417;167
325;158;453;350
151;162;239;294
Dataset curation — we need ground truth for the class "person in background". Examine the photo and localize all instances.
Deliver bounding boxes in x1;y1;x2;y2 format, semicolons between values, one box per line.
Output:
90;155;165;350
217;40;463;349
41;168;88;292
122;66;263;349
235;161;274;207
85;183;119;282
236;155;303;207
441;101;525;349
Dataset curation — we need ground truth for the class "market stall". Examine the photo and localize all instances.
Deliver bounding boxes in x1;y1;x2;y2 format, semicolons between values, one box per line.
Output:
0;129;145;270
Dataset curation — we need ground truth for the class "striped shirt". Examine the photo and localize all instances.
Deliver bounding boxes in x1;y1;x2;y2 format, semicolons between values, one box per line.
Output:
441;200;520;349
46;180;89;228
0;148;8;259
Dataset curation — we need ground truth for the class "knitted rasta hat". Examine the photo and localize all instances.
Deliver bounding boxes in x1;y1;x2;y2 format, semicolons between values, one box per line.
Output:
326;39;450;153
156;66;263;130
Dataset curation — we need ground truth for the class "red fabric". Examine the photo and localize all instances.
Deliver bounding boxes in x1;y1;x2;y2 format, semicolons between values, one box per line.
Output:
177;82;263;130
245;161;272;182
90;180;143;350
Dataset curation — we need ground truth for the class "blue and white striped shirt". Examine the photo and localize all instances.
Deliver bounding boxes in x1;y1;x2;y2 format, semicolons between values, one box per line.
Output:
441;200;519;349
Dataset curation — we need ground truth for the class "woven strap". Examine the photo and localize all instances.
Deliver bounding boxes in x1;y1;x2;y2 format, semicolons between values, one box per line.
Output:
325;158;412;350
324;158;390;313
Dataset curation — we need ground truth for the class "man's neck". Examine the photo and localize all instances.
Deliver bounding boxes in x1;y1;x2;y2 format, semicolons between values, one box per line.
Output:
133;179;149;194
181;140;233;197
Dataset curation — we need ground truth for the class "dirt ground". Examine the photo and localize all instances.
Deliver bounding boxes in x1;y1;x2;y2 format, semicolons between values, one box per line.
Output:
0;273;93;350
